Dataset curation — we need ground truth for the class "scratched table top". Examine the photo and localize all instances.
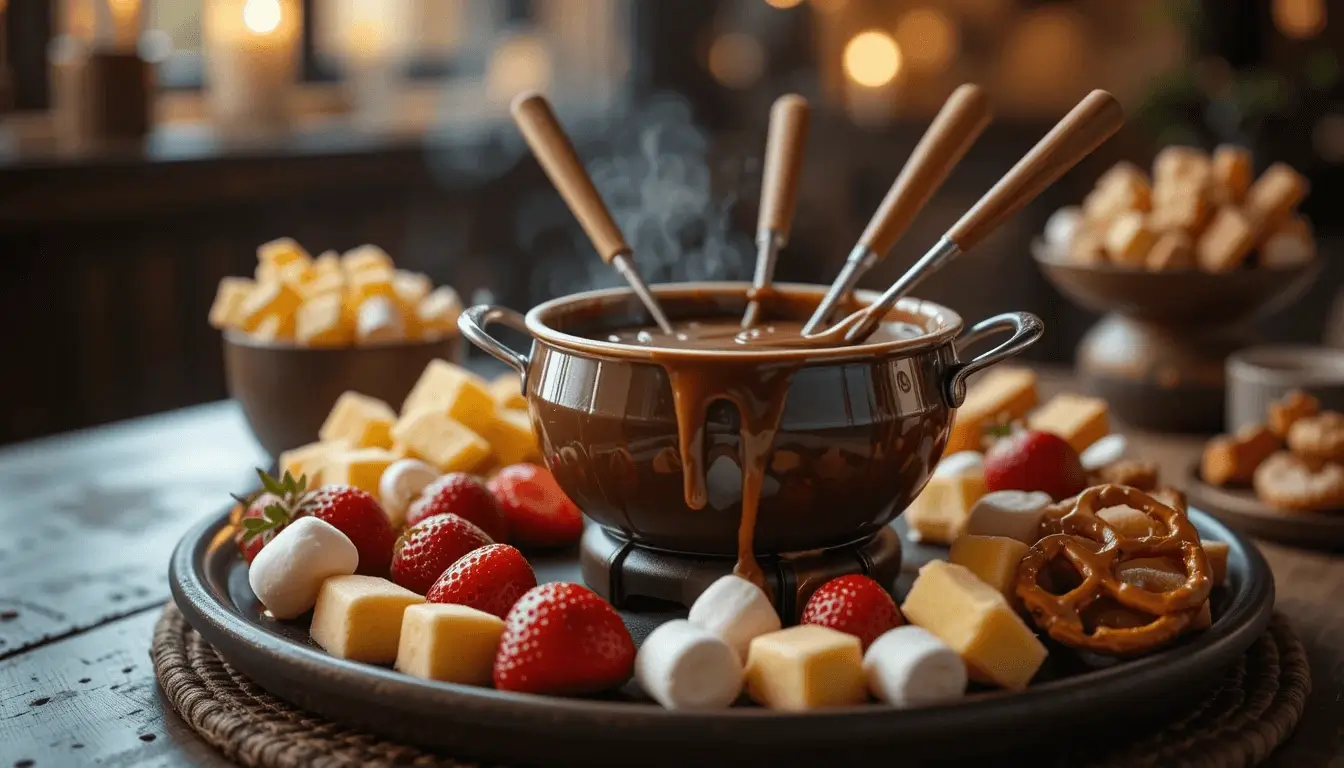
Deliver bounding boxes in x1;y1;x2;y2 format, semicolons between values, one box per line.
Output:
2;371;1342;767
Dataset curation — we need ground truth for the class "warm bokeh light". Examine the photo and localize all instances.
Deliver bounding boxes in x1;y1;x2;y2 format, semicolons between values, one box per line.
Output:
708;33;766;89
1273;0;1327;39
895;8;957;73
242;0;282;35
843;31;902;88
1002;8;1085;99
764;0;804;8
809;0;848;11
487;34;552;99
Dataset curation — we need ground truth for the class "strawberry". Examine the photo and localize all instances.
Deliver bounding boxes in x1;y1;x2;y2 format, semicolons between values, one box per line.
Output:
983;428;1087;501
232;470;308;564
390;513;494;594
426;543;537;618
406;473;508;541
493;582;634;695
300;485;398;577
800;575;902;650
487;464;583;550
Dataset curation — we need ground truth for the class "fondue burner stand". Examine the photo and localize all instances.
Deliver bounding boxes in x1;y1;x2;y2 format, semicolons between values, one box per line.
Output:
579;525;902;621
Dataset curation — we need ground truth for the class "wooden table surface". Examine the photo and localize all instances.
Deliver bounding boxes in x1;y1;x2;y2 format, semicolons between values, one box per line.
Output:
2;371;1342;767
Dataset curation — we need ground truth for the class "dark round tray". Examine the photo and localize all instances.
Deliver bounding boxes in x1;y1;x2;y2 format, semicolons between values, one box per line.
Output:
1185;462;1344;551
170;507;1274;767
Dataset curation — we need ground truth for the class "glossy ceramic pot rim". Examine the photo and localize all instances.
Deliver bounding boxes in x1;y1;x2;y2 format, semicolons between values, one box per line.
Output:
522;281;965;363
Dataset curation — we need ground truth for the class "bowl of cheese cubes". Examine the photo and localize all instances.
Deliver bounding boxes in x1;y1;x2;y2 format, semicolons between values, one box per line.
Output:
209;238;467;457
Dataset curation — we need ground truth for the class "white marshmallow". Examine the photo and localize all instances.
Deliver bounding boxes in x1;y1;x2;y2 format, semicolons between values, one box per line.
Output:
935;451;984;479
1044;206;1084;250
356;296;406;343
635;619;743;710
248;517;359;620
864;626;967;708
378;459;440;527
964;490;1053;544
1079;434;1129;472
687;575;781;663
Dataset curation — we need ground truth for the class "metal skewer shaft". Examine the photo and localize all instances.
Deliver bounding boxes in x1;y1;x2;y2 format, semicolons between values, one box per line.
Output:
612;253;674;334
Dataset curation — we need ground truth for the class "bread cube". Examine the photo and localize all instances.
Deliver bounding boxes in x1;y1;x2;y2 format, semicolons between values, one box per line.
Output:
1211;145;1252;205
1103;212;1157;267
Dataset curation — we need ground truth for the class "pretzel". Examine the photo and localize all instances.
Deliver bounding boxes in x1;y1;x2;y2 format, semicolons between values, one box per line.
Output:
1015;485;1212;656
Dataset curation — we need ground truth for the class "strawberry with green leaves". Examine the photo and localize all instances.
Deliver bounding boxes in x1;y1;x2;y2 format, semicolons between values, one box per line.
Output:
232;469;309;564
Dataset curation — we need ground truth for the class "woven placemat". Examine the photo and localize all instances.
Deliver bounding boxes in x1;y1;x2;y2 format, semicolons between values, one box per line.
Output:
151;604;1310;768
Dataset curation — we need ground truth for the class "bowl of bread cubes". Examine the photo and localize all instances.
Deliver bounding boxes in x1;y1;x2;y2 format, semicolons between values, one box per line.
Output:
209;238;467;457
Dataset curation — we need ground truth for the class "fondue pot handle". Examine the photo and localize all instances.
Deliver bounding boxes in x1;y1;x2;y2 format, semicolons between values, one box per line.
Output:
457;305;531;380
943;312;1044;408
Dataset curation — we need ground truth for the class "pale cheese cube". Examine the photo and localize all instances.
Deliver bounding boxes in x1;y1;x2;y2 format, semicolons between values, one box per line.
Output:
480;409;539;467
302;270;345;300
394;603;505;685
489;374;528;410
319;391;397;449
389;410;492;473
401;359;497;434
325;447;398;498
258;237;311;268
342;245;395;274
418;286;463;337
313;250;342;275
744;625;867;710
1028;393;1109;453
251;313;295;343
1102;211;1157;267
355;296;406;345
239;280;304;333
348;268;397;303
278;441;332;487
296;292;354;347
900;561;1046;691
209;277;255;329
905;452;987;545
310;575;425;663
394;270;433;305
945;368;1038;455
948;535;1030;600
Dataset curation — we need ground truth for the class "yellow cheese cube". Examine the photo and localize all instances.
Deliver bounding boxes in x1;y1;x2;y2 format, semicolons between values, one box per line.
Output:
1027;393;1109;453
480;409;539;467
313;250;342;275
348;268;397;304
394;270;433;305
325;447;398;497
342;245;395;274
278;441;331;487
946;369;1038;455
1102;211;1157;267
744;625;867;711
239;280;304;333
489;374;528;410
901;561;1046;691
418;287;463;337
257;237;311;268
905;453;987;545
319;392;396;449
401;359;497;434
251;313;296;343
395;603;505;684
948;535;1030;600
303;271;345;299
309;575;425;663
296;293;354;347
390;410;492;473
209;277;255;330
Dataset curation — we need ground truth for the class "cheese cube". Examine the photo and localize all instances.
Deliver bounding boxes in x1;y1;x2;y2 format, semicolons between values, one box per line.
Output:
489;374;528;410
313;250;342;275
296;293;354;347
257;237;311;269
394;603;505;685
480;409;538;467
1152;146;1211;201
1196;208;1257;272
309;575;425;663
1211;146;1252;204
1067;231;1107;266
905;452;987;545
418;287;463;337
964;490;1052;544
251;313;296;343
239;280;304;333
401;360;497;433
325;447;398;498
945;368;1038;455
278;441;331;487
1148;191;1209;236
348;268;396;304
743;625;867;710
1146;232;1196;271
209;277;255;329
948;535;1030;600
900;561;1046;691
319;392;397;449
355;296;406;345
342;244;395;274
1261;217;1316;269
1028;393;1109;453
394;270;433;305
303;271;346;300
1245;163;1309;229
390;410;492;473
1103;211;1157;267
1082;163;1151;225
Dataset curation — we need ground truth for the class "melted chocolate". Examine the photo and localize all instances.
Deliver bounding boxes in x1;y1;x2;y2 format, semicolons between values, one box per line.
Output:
603;318;924;350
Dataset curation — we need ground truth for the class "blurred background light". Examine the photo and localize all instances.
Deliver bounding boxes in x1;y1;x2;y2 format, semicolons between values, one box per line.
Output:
843;30;902;88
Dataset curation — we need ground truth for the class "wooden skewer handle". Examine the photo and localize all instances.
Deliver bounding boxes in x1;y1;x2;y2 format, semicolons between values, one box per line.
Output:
857;83;993;258
756;94;811;240
511;92;630;263
946;89;1123;252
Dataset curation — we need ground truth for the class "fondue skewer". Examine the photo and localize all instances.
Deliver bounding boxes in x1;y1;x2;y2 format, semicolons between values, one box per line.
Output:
800;84;994;335
741;94;811;329
811;90;1124;347
510;92;676;335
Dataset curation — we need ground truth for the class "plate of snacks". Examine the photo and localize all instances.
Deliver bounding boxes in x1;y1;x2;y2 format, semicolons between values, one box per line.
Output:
1188;389;1344;549
170;362;1273;766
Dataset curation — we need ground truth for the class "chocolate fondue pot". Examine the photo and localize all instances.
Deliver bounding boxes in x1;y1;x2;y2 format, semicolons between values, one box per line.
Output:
461;283;1040;565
